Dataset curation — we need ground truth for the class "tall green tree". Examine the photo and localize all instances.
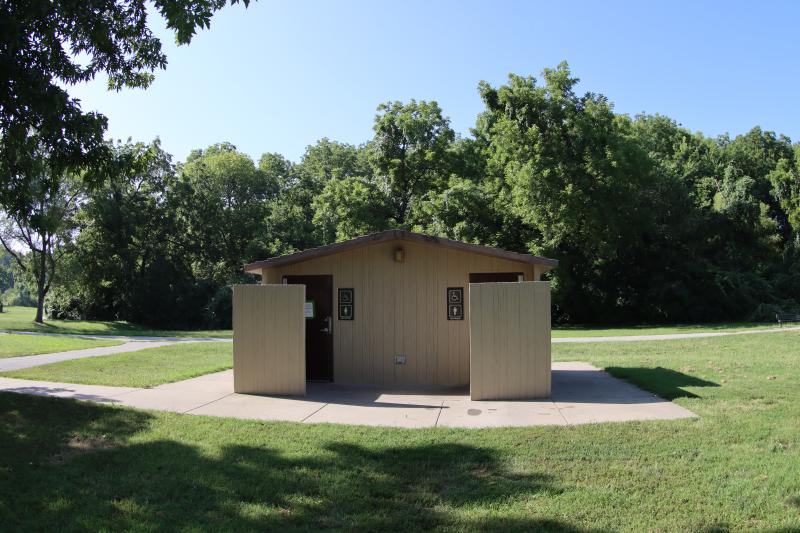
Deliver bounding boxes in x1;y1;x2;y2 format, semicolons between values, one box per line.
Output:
176;143;276;285
370;100;455;226
270;139;371;250
769;158;800;241
0;143;83;322
720;127;796;242
474;63;661;321
0;250;12;296
0;0;251;206
312;177;389;242
50;139;208;326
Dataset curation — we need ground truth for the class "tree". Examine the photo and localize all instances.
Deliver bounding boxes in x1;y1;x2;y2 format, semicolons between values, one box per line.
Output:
721;127;796;242
312;177;389;242
0;145;83;322
0;0;251;211
474;63;662;321
769;158;800;241
49;139;211;327
269;140;371;251
176;143;276;285
370;100;455;226
0;249;13;295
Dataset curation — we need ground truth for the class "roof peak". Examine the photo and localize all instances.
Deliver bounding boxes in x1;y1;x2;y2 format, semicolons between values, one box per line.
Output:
244;230;558;273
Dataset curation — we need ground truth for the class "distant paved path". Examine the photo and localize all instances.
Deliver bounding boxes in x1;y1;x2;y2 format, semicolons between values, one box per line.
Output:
23;328;793;344
554;326;800;343
1;330;231;343
0;341;180;372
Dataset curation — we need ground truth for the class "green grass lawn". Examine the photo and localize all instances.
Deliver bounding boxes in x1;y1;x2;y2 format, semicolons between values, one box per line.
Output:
0;306;232;338
1;331;799;531
1;342;232;388
0;333;122;359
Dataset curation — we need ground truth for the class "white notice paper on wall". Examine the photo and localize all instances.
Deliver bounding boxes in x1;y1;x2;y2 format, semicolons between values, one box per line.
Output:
304;300;315;318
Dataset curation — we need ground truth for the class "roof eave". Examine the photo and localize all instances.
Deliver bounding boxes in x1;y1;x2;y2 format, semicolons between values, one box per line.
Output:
243;230;559;273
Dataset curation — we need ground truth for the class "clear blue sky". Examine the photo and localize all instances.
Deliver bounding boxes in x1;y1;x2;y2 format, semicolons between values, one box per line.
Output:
68;0;800;164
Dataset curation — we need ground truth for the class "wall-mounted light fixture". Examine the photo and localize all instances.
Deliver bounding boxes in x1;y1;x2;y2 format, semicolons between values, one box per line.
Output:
394;247;405;263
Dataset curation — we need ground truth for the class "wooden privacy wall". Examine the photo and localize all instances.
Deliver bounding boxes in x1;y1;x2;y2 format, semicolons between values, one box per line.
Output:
469;282;551;400
233;284;305;395
261;239;543;386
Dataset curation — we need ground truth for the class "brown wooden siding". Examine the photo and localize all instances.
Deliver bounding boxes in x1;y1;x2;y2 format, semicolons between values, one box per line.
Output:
260;239;539;386
233;284;305;394
469;282;551;400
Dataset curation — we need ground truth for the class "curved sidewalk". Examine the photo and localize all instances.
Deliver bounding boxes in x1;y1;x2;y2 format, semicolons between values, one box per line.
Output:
0;364;696;428
0;341;179;372
2;330;231;343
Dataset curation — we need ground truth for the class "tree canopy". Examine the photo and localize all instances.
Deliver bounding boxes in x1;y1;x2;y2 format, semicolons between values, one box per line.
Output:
0;0;250;210
34;63;800;327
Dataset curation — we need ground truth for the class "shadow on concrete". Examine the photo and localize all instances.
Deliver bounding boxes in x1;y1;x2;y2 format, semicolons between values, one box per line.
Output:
550;369;664;404
0;391;607;532
604;367;719;400
298;382;467;409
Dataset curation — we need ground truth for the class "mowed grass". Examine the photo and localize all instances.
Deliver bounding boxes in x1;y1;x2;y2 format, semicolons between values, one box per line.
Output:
1;331;799;531
0;306;232;338
0;333;122;359
1;342;232;387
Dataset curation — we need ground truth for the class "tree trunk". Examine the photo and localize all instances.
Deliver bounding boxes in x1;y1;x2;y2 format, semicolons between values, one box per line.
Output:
34;249;47;323
35;294;44;323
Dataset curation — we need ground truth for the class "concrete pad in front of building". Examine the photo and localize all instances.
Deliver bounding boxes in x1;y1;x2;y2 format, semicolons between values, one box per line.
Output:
302;391;445;428
156;369;234;394
110;369;234;413
437;399;567;428
116;388;231;413
550;362;696;424
0;363;697;428
554;400;695;425
187;392;326;422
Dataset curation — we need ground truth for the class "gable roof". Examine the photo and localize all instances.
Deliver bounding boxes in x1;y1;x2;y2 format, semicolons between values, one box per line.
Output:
244;230;558;273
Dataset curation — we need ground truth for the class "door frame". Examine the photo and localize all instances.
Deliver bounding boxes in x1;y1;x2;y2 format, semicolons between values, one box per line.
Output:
283;274;334;382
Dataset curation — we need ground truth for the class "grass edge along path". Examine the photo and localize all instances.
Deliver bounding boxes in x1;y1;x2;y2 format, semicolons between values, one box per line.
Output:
1;341;232;388
0;333;123;359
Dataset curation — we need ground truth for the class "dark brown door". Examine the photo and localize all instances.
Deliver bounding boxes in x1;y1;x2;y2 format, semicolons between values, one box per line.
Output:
284;275;334;381
469;272;523;283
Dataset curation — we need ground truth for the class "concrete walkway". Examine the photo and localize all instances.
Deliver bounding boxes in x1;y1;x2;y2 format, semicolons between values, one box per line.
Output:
2;330;231;343
0;363;696;428
553;326;800;343
0;341;179;372
6;326;797;345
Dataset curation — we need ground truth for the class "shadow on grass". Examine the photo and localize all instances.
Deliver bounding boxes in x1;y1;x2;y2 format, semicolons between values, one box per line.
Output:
605;367;719;400
0;392;606;532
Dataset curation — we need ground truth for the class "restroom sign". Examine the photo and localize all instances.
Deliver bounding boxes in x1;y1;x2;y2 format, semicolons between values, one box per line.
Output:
338;288;354;320
447;287;464;320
